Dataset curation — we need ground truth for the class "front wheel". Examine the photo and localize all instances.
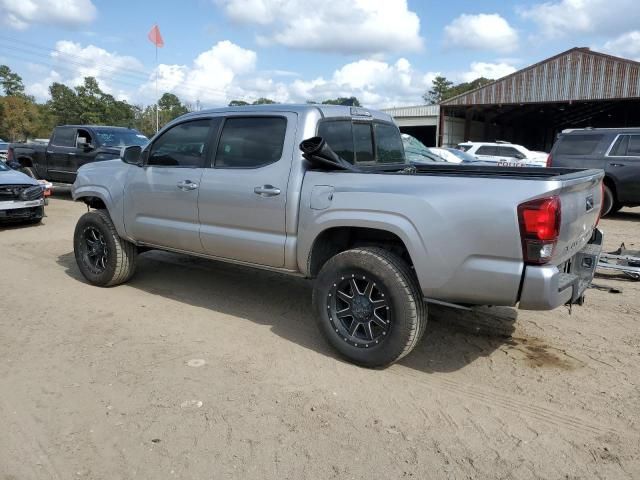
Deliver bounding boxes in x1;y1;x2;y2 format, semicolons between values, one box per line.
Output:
312;247;427;368
74;209;137;286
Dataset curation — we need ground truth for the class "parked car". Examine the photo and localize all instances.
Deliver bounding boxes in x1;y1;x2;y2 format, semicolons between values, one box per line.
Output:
429;147;481;164
0;140;9;162
401;134;448;164
0;160;45;223
457;141;547;167
7;126;148;183
549;127;640;216
72;105;603;367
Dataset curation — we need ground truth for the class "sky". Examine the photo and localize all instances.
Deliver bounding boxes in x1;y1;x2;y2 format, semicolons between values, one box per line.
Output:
1;0;639;109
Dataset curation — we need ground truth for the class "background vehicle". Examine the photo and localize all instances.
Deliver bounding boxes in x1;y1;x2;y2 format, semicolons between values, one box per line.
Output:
401;133;449;164
0;161;45;223
457;141;547;167
429;147;481;164
549;127;640;216
72;105;603;367
0;140;8;162
7;126;148;183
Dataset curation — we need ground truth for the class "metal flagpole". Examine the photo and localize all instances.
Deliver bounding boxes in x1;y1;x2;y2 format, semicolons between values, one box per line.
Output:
155;38;159;133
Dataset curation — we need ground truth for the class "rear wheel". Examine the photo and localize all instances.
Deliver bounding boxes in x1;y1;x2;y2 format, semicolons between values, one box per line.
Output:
74;209;137;286
312;247;427;368
601;184;615;217
20;166;38;179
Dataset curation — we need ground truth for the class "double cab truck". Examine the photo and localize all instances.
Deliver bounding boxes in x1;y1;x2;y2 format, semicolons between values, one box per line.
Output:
71;105;604;367
7;125;148;183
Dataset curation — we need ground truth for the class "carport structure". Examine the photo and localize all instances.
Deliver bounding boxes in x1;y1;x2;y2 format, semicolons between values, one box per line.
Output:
439;48;640;151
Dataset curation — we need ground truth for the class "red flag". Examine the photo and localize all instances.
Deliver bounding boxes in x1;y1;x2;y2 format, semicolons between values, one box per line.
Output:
148;24;164;48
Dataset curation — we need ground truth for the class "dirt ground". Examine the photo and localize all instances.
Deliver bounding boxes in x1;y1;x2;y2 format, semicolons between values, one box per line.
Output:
1;193;639;480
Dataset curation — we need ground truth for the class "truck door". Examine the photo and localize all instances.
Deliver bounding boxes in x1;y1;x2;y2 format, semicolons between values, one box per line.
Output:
123;118;216;253
72;128;97;175
606;134;640;204
198;113;295;267
47;127;77;182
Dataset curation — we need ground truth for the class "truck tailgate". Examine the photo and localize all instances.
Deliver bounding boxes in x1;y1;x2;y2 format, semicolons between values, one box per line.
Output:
552;169;604;265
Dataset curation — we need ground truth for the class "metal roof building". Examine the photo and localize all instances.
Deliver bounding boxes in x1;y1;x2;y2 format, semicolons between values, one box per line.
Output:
439;48;640;150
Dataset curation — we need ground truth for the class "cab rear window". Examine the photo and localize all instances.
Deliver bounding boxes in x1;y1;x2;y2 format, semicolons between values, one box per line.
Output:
555;134;603;155
317;120;405;165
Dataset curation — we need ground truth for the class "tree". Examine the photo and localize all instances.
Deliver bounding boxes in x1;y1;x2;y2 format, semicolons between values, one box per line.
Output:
0;95;41;141
48;82;80;125
252;97;276;105
442;77;493;101
158;92;188;125
0;65;25;96
322;96;361;107
423;76;453;105
228;100;249;106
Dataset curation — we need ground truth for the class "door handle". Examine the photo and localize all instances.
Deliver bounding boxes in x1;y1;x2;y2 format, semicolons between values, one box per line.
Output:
177;180;199;191
254;185;281;197
609;163;625;167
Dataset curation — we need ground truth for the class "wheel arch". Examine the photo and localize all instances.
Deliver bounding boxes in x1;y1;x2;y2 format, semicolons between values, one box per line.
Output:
73;187;128;239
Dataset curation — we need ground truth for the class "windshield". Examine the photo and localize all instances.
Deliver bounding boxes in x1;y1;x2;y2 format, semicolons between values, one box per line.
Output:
445;148;478;162
402;134;446;163
95;129;149;147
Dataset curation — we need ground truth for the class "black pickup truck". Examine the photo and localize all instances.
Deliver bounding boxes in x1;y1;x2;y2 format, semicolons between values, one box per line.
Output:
7;125;148;183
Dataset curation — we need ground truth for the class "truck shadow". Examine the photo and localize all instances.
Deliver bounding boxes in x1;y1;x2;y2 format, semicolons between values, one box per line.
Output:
57;250;516;374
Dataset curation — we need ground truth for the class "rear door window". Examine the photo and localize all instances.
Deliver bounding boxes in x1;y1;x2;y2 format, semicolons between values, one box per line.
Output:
52;127;76;147
496;146;522;158
555;134;604;155
612;134;640;156
476;146;497;156
215;117;287;168
628;135;640;156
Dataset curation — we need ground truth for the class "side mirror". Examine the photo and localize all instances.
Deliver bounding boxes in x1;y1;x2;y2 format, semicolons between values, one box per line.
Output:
121;145;143;166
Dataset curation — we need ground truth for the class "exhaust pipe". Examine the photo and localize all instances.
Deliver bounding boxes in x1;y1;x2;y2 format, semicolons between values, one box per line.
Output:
299;137;359;172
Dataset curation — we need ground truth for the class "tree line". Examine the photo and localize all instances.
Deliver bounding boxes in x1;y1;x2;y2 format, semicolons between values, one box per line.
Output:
0;65;193;141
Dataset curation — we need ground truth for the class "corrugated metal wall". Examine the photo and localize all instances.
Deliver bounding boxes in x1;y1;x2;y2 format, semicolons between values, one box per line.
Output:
441;48;640;106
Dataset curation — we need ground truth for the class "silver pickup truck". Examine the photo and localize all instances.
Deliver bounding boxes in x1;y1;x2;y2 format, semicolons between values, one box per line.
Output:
72;105;604;367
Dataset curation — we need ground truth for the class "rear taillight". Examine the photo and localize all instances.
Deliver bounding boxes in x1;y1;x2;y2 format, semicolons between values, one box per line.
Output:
545;153;552;168
518;196;561;264
7;147;14;162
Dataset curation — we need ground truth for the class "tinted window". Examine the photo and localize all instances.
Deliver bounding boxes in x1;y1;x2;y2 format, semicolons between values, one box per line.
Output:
457;144;472;152
148;119;211;167
95;129;148;147
476;146;497;155
52;127;76;147
628;135;640;156
497;146;522;158
375;123;404;163
353;123;374;163
317;120;354;163
555;134;603;155
216;117;286;168
610;135;629;156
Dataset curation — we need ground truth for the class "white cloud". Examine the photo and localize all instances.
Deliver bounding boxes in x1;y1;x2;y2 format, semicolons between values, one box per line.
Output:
25;41;143;101
520;0;640;38
444;13;518;53
0;0;97;30
460;62;517;82
287;58;436;108
144;40;257;104
600;31;640;61
216;0;423;54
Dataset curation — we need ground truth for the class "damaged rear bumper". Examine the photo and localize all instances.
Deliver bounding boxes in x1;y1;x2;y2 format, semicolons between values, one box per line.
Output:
518;228;603;310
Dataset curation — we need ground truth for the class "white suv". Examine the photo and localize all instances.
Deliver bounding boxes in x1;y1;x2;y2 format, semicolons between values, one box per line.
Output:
456;142;547;167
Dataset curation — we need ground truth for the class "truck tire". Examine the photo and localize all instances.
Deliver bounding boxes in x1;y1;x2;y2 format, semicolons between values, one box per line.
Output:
20;166;38;179
312;247;427;368
601;184;618;217
74;209;137;287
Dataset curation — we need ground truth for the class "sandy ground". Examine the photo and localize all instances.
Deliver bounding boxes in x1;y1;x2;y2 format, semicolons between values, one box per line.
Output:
1;194;639;480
